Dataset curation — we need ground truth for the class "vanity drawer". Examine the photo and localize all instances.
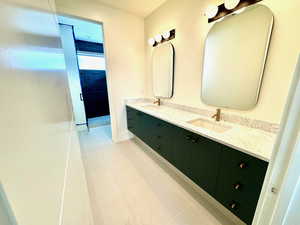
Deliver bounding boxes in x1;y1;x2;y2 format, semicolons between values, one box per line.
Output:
219;198;258;225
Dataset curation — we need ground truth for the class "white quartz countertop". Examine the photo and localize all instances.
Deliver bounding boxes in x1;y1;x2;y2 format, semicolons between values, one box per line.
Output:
126;102;277;162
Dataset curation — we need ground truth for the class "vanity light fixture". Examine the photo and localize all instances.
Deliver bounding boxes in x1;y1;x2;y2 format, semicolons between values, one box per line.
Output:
224;0;240;10
207;0;263;23
162;31;171;39
155;34;163;43
148;37;156;46
234;7;246;14
148;29;176;47
205;5;219;19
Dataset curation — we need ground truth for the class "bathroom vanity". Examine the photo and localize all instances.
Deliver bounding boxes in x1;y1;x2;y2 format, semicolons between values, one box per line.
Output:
126;102;275;225
140;4;276;224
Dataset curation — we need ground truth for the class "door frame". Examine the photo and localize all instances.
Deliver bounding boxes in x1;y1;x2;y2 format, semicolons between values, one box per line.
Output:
57;14;116;141
253;54;300;225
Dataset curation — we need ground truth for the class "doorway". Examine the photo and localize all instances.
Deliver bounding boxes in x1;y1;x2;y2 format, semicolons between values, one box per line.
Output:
58;16;111;131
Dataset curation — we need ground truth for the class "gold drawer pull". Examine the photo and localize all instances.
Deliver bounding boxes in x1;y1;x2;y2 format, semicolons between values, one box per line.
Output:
234;183;241;190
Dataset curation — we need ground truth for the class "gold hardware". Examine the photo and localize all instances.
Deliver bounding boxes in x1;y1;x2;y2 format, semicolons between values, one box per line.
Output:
211;108;221;121
234;183;241;190
239;162;246;169
230;202;237;209
153;98;161;106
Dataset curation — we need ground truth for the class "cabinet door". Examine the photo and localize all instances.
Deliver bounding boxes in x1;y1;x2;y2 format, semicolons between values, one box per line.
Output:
171;127;221;197
142;114;161;150
126;107;150;142
156;120;176;164
188;135;221;197
169;127;192;176
216;146;268;225
126;106;137;133
140;113;156;146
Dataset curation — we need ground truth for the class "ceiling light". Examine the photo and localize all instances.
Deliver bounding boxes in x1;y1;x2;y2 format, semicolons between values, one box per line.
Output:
162;31;171;39
148;38;155;46
224;0;240;10
155;34;163;43
205;5;219;19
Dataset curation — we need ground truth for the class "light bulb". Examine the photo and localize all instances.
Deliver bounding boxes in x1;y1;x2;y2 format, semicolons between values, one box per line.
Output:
162;31;171;39
224;0;240;10
148;38;155;46
154;34;163;43
205;5;219;19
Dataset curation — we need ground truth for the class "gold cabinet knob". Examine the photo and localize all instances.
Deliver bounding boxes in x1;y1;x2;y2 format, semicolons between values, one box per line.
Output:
230;202;237;209
239;162;246;169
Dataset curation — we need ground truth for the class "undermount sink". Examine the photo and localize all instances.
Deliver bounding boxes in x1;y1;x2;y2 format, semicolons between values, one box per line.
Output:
141;105;163;110
187;118;232;133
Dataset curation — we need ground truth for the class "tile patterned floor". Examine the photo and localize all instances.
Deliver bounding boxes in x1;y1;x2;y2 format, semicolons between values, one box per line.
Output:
79;125;238;225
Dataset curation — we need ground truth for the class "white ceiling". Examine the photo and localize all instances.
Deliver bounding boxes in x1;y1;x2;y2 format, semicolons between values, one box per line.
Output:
58;16;104;43
95;0;168;17
57;0;167;42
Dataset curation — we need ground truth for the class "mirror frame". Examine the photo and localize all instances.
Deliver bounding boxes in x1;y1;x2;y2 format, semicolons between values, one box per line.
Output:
201;4;274;110
152;42;175;99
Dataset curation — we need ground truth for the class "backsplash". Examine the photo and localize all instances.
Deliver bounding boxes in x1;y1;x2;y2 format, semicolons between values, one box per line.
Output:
125;98;280;134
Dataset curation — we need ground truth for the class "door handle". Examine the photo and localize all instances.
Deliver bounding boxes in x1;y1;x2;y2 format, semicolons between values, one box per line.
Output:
80;93;83;101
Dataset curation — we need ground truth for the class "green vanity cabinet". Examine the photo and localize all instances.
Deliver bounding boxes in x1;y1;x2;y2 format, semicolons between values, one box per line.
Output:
126;106;268;225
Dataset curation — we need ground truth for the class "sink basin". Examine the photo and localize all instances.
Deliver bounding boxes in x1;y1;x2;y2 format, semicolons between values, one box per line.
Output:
187;118;232;133
141;105;163;110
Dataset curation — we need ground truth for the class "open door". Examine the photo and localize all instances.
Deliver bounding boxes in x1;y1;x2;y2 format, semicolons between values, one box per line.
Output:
59;24;87;127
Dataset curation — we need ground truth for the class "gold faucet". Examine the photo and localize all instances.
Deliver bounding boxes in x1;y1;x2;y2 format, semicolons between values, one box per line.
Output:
153;98;161;106
212;108;221;122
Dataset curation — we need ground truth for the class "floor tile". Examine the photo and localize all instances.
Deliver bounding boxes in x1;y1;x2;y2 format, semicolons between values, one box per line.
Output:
79;125;239;225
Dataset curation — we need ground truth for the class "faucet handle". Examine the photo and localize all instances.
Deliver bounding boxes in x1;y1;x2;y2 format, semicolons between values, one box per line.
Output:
153;98;161;106
212;108;221;121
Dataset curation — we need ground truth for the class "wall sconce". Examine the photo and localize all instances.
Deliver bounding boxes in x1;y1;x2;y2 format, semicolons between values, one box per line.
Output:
205;5;219;19
148;29;176;47
224;0;240;10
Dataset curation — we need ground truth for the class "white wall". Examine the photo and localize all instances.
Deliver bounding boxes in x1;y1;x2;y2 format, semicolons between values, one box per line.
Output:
55;0;146;141
0;1;93;225
145;0;300;124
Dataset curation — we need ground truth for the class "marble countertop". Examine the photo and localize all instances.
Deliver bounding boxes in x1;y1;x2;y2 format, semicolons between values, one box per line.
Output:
126;101;277;162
